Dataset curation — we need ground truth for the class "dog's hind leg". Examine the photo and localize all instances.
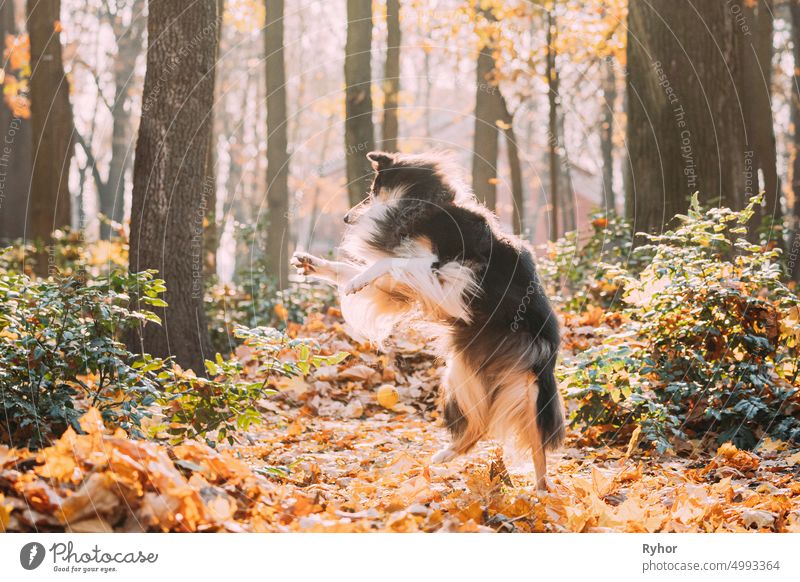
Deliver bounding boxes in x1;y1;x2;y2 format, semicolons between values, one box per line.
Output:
524;376;548;491
432;356;490;463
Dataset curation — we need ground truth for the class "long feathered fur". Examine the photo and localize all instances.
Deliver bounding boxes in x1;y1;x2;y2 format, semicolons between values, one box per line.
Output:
294;150;565;488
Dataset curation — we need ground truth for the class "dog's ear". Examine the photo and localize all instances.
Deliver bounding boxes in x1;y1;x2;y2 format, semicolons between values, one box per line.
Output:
367;151;395;172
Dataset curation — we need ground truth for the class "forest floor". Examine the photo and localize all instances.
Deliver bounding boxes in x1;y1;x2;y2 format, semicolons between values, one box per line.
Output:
2;309;800;533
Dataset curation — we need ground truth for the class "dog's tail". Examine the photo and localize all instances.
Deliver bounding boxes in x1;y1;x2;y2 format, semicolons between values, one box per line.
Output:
534;358;565;451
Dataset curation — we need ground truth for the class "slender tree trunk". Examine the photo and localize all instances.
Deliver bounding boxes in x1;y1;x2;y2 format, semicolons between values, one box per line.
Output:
204;0;224;278
601;57;617;213
128;0;218;374
547;10;559;241
344;0;375;206
265;0;290;288
558;107;576;234
790;0;800;281
382;0;401;151
471;14;504;211
100;5;145;239
500;97;523;235
27;0;73;271
0;0;32;242
742;0;781;242
626;0;747;237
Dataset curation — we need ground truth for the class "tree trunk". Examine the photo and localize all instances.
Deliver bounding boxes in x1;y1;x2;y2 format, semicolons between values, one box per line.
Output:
382;0;401;151
128;0;218;374
547;10;559;241
471;21;503;212
344;0;375;206
265;0;290;288
100;4;145;239
601;57;617;213
500;97;523;235
791;0;800;282
27;0;73;268
741;0;781;241
626;0;747;237
0;0;32;242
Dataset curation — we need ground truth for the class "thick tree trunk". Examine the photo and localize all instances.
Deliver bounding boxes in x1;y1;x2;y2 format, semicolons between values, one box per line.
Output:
601;58;617;213
344;0;375;206
471;27;504;211
382;0;401;151
791;0;800;282
626;0;747;236
547;10;559;241
0;0;32;242
265;0;290;288
128;0;218;374
27;0;73;268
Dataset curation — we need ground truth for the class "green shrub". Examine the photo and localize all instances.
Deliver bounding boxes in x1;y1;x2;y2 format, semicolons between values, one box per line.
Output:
149;326;348;445
206;276;338;355
539;212;648;313
0;264;165;447
563;195;800;451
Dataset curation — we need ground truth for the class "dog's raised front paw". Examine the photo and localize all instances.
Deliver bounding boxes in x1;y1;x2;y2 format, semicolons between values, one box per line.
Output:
291;251;321;275
343;273;372;295
431;448;457;464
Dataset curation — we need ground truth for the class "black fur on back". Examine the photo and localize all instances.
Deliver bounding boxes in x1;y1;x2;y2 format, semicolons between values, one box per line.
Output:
359;151;565;450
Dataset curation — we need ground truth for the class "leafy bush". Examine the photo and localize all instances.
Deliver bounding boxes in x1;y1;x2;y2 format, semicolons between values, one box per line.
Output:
207;277;338;354
0;264;165;447
0;228;128;279
148;326;348;445
563;196;800;451
539;213;647;313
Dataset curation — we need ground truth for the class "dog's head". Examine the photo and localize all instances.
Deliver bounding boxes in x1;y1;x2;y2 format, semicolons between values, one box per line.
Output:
344;151;468;224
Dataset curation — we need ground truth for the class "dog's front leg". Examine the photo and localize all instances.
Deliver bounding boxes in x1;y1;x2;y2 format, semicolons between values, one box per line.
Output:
291;251;360;286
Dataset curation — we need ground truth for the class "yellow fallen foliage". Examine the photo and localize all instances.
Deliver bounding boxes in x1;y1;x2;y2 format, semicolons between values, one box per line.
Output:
1;312;799;532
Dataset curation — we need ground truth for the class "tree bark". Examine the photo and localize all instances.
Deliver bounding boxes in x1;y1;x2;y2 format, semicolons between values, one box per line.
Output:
27;0;73;267
547;10;559;241
382;0;401;151
99;2;145;239
0;0;32;242
626;0;747;236
500;97;523;235
128;0;218;374
790;0;800;281
741;0;781;242
344;0;375;206
471;20;503;211
601;57;617;213
265;0;290;288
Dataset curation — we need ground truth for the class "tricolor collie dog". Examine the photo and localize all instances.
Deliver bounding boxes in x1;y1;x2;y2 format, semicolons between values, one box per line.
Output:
291;151;564;489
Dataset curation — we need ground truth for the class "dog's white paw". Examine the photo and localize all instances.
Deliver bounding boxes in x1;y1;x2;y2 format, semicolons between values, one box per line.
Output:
343;273;372;295
431;448;457;464
291;252;322;275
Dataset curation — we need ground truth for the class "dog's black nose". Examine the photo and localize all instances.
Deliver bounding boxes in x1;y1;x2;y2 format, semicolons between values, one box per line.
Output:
343;213;351;225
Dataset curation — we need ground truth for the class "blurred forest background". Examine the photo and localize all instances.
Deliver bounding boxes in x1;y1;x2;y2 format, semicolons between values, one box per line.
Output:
3;0;800;533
